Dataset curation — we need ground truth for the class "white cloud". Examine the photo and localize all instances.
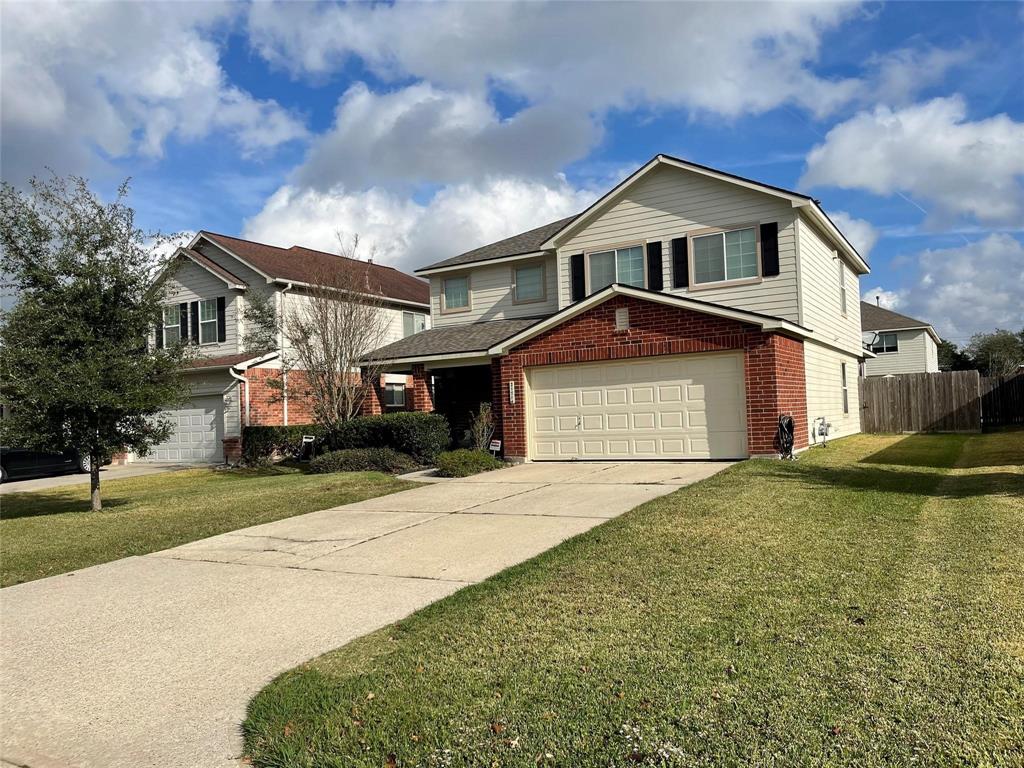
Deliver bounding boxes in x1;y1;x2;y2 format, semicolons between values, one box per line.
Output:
247;1;863;120
865;45;974;105
242;177;597;273
0;1;306;182
860;286;903;310
295;83;599;191
801;97;1024;226
830;211;879;258
862;234;1024;339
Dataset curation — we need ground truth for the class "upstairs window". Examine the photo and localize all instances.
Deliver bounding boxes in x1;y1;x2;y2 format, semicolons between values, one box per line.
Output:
871;332;899;354
838;260;848;315
442;275;470;313
692;226;758;285
199;299;218;344
163;306;182;345
403;312;427;337
588;245;644;292
513;263;546;303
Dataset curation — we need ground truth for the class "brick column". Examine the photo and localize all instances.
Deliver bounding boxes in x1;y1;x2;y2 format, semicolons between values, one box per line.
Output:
222;436;242;465
497;356;527;462
744;334;808;455
408;364;434;412
360;367;384;416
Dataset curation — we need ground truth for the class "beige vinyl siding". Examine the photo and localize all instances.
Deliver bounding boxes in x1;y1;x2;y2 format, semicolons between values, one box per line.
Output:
804;341;861;443
925;333;939;372
430;254;558;327
555;165;800;321
863;328;935;376
280;291;425;357
796;214;863;356
163;260;239;356
193;240;270;287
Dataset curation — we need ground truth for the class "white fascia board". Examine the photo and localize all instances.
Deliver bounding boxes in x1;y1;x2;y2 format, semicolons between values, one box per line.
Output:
415;251;550;276
487;284;811;355
869;324;942;345
269;279;430;310
367;350;493;368
192;233;276;282
175;248;247;290
232;351;281;371
798;204;871;275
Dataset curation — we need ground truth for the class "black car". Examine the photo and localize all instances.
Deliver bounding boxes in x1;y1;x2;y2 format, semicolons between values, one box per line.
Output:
0;447;92;482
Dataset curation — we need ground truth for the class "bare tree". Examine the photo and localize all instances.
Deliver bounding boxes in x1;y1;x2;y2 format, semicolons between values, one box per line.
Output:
277;233;392;431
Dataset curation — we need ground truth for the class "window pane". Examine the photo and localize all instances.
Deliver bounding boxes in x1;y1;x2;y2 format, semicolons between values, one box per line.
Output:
693;234;725;284
165;326;181;345
384;384;406;407
403;313;414;337
724;228;757;279
200;299;217;321
589;251;615;291
515;265;545;301
163;306;179;325
616;246;645;287
200;321;217;344
444;277;469;309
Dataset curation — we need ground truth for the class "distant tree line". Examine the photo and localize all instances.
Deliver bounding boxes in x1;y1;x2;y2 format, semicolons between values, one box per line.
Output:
938;329;1024;377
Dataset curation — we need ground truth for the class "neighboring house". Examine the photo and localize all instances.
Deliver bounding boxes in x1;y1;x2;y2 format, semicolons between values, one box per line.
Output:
860;301;940;376
146;232;430;464
366;154;870;461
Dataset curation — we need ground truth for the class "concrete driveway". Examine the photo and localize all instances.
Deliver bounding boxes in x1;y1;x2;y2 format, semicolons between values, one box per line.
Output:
0;463;186;495
0;460;731;768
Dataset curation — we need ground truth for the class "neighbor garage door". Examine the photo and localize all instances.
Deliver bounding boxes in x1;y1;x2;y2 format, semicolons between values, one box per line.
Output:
144;396;225;463
527;352;746;460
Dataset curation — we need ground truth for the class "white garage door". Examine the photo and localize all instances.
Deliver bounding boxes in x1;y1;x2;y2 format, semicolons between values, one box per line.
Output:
145;396;225;463
527;352;746;460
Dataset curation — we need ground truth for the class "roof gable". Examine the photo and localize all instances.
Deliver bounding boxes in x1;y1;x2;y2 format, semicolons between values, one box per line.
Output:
860;301;938;337
193;232;430;307
416;215;578;274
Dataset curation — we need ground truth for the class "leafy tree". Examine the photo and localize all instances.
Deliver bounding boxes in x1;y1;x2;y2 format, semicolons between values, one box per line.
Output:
965;329;1024;377
937;338;974;371
241;289;279;354
0;175;190;510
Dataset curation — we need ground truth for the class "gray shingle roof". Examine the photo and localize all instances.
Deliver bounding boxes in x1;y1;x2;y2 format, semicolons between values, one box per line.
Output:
417;215;578;273
369;317;542;361
860;301;933;332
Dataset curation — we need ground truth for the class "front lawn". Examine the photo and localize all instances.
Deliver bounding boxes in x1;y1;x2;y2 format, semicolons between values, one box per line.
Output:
0;467;414;587
244;431;1024;767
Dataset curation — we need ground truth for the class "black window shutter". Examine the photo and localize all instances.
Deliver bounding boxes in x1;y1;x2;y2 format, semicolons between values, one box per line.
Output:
646;241;663;291
190;301;200;344
671;237;689;288
179;303;188;339
570;253;585;301
217;297;227;343
760;222;780;277
155;312;164;349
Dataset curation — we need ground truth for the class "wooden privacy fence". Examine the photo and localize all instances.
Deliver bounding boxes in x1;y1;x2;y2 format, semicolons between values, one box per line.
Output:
981;372;1024;428
860;370;982;433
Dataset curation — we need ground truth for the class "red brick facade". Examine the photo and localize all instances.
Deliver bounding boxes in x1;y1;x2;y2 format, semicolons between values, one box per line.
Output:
246;368;317;426
485;295;808;460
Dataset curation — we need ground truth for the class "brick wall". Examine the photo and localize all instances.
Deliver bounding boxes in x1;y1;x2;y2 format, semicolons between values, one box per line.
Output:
246;368;316;426
490;295;808;459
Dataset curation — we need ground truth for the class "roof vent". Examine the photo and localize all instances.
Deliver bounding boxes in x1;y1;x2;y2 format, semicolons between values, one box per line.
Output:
615;307;630;331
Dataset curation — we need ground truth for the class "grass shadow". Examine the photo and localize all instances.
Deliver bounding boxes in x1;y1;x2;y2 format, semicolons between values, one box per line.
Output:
1;491;132;519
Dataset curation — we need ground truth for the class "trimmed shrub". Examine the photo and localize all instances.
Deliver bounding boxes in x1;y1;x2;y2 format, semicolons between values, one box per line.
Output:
435;449;504;478
330;412;450;463
309;447;419;475
242;424;327;465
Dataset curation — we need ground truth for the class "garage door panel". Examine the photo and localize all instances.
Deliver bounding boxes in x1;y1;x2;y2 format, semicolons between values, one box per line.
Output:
143;396;225;464
527;352;746;460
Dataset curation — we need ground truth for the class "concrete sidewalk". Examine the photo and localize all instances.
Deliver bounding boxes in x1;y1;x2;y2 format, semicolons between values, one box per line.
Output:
0;460;732;767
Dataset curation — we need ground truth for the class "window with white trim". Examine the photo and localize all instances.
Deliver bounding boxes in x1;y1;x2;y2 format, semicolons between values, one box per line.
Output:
871;332;898;354
163;306;181;345
692;226;758;285
442;276;470;312
199;299;218;344
588;245;644;292
403;312;426;338
841;362;849;415
383;383;406;408
513;263;546;302
838;260;847;315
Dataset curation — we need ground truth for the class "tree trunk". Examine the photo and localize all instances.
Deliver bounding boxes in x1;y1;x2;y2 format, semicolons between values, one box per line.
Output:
90;452;101;512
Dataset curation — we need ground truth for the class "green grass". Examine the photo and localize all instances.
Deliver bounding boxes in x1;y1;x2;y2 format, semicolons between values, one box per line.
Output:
243;431;1024;767
0;466;414;587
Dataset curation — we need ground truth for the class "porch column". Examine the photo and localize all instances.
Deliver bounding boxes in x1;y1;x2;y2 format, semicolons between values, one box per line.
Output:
360;367;384;416
408;364;434;412
743;333;808;455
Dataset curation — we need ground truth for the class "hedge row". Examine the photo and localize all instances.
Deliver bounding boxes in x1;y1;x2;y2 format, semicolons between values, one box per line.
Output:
434;449;504;478
241;424;327;464
309;447;419;475
330;412;450;463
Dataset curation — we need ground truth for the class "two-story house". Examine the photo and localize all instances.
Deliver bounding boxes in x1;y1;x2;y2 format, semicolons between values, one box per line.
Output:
365;154;870;461
147;232;430;464
860;301;940;376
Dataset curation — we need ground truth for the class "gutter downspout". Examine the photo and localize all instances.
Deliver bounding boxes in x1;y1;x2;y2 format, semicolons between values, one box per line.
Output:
229;367;250;427
278;283;294;426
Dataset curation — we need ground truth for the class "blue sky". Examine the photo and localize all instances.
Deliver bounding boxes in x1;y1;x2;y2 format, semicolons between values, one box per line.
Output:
2;0;1022;341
